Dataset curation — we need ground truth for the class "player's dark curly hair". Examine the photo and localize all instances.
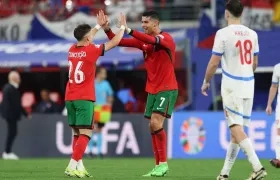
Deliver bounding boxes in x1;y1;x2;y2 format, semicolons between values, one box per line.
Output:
142;11;160;21
73;24;91;41
226;0;244;18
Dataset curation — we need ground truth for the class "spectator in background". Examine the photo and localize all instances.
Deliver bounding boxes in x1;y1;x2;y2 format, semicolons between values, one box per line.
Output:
35;89;59;113
117;79;137;112
1;71;31;160
88;67;114;158
0;0;17;18
126;0;145;21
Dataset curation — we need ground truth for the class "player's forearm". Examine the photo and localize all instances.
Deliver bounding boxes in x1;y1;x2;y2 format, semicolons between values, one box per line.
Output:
267;86;278;106
104;26;125;52
104;28;115;40
204;62;219;83
105;28;140;48
91;24;101;37
127;29;170;49
127;29;155;44
253;61;258;72
253;56;258;72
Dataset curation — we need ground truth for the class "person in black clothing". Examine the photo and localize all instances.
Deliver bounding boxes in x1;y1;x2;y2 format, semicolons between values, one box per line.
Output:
1;71;31;160
35;89;59;113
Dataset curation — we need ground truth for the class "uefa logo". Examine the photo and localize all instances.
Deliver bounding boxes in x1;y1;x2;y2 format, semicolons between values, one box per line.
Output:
180;117;206;155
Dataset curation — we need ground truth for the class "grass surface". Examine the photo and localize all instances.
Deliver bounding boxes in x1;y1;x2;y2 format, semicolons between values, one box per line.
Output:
0;158;278;180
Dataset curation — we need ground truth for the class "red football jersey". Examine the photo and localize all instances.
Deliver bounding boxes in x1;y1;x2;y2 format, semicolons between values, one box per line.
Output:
65;44;104;101
105;30;178;94
142;32;178;94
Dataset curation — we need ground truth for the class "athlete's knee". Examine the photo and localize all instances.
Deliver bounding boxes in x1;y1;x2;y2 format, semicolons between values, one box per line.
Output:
230;124;247;142
72;128;79;136
79;128;93;138
150;113;165;131
148;122;153;133
230;134;238;144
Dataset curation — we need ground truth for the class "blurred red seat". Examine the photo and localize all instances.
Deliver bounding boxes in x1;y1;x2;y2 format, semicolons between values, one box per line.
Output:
21;92;36;113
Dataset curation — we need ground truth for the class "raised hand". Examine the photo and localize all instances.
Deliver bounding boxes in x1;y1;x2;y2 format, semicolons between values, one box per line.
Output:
118;13;127;28
266;105;272;115
96;10;106;27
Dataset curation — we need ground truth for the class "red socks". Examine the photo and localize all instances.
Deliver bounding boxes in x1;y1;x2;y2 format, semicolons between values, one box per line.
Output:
154;128;167;163
72;135;79;152
151;133;159;165
72;134;90;161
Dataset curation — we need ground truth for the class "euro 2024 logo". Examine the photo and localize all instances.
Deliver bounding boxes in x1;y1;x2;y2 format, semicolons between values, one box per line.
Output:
180;117;206;155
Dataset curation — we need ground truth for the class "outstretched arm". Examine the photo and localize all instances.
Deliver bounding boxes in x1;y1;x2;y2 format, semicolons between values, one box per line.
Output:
96;11;126;52
104;28;143;49
126;28;171;49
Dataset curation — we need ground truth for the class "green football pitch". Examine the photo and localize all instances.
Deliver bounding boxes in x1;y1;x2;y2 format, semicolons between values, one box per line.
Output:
0;158;278;180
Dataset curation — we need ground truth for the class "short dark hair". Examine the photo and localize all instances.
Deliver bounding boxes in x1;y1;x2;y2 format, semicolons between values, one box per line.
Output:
226;0;244;18
142;11;160;21
73;24;91;41
96;66;106;75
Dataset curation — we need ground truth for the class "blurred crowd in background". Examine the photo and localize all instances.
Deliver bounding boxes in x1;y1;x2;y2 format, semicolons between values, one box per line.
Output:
1;0;280;22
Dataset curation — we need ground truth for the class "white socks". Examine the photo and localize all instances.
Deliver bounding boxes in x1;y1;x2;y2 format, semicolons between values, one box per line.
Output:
68;159;78;170
239;138;262;172
77;160;85;171
68;159;85;170
275;135;280;160
221;142;240;175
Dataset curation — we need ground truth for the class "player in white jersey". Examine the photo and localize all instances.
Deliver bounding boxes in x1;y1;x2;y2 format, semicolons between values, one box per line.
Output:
201;1;267;180
266;63;280;168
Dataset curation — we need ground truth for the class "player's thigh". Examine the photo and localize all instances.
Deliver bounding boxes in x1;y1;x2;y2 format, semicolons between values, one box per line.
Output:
222;95;244;127
144;93;156;119
65;101;76;126
152;90;178;119
243;98;253;127
73;100;94;129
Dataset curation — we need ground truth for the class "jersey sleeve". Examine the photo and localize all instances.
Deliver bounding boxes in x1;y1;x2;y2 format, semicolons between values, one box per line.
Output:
212;30;225;56
94;44;105;56
105;29;143;49
272;65;279;84
87;44;105;60
254;32;259;56
129;30;172;50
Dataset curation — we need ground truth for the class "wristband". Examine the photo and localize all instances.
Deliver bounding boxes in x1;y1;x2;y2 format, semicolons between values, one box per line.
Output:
94;24;101;30
126;27;132;34
120;25;125;30
203;79;208;84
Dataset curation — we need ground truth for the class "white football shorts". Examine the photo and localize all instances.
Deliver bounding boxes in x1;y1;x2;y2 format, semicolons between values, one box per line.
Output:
222;94;253;127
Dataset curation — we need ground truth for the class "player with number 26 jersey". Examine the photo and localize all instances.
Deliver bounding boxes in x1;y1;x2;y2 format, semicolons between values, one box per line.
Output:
213;25;259;99
65;44;104;101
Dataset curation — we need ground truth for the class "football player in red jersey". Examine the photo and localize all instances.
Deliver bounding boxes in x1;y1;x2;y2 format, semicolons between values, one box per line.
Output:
101;10;178;177
64;11;127;178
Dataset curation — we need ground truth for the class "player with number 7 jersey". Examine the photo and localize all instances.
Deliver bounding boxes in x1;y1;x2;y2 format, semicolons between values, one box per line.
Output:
64;11;127;179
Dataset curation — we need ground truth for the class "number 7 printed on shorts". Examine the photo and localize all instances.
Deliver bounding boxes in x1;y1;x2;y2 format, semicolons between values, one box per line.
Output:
157;97;165;110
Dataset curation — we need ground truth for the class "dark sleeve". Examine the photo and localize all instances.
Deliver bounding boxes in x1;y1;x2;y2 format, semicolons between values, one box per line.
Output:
105;28;143;49
128;29;172;49
3;85;11;105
